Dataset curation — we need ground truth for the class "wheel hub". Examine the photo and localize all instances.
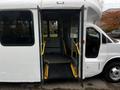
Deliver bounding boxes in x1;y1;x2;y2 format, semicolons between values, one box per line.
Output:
110;67;120;81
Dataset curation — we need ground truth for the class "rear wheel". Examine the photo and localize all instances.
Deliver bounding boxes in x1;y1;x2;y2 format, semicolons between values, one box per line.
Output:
104;62;120;82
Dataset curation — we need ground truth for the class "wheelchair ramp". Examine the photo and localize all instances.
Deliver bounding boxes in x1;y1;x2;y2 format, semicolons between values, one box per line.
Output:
49;63;73;79
44;54;78;80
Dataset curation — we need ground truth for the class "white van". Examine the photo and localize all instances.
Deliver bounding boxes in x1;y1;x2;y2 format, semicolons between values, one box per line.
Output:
0;0;119;83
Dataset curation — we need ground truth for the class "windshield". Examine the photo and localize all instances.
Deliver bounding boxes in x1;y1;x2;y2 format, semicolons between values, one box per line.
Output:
99;28;117;43
106;33;118;43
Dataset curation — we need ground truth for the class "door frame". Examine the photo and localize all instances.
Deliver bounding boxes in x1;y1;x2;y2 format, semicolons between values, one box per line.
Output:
37;6;85;82
79;5;84;84
37;6;44;82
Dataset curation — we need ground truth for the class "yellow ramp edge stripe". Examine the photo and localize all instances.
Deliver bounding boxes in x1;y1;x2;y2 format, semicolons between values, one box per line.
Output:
44;64;49;80
70;63;78;78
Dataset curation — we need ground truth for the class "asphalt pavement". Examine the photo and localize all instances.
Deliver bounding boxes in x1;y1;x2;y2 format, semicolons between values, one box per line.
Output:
0;75;119;90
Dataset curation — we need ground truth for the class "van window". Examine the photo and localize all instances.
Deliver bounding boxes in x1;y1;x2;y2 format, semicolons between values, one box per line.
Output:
42;20;58;38
0;11;34;46
102;34;107;44
102;34;112;44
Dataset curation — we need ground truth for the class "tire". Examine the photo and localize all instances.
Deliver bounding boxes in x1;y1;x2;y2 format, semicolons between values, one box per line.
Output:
104;62;120;83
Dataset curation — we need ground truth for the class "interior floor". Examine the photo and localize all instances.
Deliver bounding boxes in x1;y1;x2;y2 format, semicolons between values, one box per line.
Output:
44;54;74;79
44;54;71;64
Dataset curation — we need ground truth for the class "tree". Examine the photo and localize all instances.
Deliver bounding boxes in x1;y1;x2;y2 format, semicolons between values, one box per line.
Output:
98;9;120;32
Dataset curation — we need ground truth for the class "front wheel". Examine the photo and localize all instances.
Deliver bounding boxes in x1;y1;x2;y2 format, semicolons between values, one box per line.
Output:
104;62;120;82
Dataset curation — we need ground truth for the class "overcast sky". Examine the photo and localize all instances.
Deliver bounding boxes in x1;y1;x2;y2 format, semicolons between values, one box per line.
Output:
103;0;120;11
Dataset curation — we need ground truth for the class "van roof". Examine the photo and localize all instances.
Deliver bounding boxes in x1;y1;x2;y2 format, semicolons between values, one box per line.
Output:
0;0;103;10
0;0;102;23
0;0;40;9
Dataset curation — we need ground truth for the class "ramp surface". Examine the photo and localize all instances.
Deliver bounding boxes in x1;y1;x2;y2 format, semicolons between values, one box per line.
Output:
44;54;74;79
48;63;74;79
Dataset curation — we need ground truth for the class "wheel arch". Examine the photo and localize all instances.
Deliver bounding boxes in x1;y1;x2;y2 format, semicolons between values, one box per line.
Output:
102;57;120;72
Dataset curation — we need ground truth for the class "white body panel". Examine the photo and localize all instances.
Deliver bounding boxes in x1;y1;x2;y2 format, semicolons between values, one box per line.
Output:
41;0;84;9
101;43;120;70
0;0;40;9
85;0;103;23
41;0;103;22
0;0;103;22
0;10;41;82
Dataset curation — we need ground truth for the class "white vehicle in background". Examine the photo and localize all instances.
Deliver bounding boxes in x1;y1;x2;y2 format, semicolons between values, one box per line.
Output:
0;0;119;83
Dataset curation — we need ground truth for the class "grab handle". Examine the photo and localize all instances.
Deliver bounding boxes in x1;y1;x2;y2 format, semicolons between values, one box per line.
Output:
56;1;64;4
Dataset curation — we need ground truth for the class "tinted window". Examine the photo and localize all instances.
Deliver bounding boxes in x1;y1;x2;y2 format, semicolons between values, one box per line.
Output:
102;34;107;44
102;34;112;44
86;28;101;58
0;11;34;46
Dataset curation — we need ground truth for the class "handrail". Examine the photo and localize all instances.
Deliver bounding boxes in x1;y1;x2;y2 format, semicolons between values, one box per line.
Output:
70;63;78;78
72;40;80;55
62;39;67;55
41;41;46;56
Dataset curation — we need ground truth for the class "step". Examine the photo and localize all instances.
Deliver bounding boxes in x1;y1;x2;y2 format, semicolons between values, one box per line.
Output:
44;54;71;64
